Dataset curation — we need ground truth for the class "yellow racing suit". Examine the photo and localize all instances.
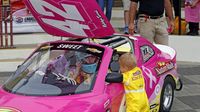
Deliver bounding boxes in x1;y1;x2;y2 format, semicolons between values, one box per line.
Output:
122;67;150;112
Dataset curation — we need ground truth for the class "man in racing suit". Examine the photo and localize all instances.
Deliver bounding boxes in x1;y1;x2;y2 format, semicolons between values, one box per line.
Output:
119;53;150;112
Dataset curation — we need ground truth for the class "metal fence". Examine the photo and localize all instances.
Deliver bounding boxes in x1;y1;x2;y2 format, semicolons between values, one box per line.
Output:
0;0;14;49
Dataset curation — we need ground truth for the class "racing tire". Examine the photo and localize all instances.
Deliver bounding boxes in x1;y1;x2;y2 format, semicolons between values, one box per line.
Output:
159;76;175;112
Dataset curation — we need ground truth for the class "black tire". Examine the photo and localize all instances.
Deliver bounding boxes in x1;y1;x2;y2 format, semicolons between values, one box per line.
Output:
159;76;175;112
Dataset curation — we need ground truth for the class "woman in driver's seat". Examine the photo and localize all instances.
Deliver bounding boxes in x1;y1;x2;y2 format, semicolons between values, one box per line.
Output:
75;54;99;85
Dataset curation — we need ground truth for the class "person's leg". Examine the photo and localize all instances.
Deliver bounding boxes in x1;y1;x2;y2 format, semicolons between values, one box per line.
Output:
138;18;155;43
97;0;105;12
187;22;199;36
124;11;129;34
187;22;194;35
105;0;113;21
173;0;180;17
154;17;169;45
122;0;131;34
191;22;199;35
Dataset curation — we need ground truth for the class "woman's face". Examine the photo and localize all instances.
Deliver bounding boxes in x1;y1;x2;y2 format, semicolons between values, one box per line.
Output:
84;56;98;64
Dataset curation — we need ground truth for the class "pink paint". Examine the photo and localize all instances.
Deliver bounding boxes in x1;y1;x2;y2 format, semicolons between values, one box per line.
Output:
185;2;200;22
24;0;115;38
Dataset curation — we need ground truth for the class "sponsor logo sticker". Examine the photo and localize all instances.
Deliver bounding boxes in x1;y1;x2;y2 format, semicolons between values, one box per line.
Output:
15;17;23;23
155;62;174;75
86;48;102;53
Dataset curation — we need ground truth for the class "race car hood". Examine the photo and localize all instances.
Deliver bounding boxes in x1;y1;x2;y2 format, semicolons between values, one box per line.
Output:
0;89;107;112
24;0;115;38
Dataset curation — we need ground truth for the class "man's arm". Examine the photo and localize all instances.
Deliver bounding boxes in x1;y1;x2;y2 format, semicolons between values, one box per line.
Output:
129;1;138;35
164;0;175;31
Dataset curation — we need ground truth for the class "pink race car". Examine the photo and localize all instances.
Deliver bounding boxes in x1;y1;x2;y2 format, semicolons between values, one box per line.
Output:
0;0;182;112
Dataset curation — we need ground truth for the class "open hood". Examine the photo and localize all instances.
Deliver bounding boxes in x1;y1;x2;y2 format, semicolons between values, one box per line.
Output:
24;0;115;38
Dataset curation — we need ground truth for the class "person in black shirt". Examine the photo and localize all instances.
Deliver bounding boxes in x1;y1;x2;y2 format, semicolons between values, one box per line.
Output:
129;0;174;45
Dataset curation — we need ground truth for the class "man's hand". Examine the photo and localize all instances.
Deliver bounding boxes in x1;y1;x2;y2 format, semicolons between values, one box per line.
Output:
168;20;175;33
129;23;135;35
164;0;174;33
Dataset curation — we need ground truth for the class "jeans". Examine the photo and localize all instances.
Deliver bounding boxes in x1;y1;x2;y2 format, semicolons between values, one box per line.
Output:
96;0;113;21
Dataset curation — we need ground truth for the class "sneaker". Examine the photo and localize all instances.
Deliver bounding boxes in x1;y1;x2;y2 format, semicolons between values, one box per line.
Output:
124;26;129;34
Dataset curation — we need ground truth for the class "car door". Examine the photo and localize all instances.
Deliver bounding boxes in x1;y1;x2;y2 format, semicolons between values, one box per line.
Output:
136;40;162;110
104;52;126;112
105;83;125;112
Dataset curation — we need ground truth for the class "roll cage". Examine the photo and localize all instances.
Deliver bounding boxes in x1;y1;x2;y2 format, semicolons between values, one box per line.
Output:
66;35;134;53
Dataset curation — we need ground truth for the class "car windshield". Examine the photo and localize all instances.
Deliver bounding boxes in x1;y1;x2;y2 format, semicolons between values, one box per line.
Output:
3;43;104;96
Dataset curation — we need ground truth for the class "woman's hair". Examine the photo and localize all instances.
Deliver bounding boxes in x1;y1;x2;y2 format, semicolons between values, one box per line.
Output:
119;53;137;72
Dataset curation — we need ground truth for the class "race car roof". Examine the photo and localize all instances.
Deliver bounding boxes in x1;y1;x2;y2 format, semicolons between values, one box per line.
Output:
24;0;115;38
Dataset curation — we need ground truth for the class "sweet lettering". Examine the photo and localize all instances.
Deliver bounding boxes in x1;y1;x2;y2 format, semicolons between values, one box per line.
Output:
57;44;83;49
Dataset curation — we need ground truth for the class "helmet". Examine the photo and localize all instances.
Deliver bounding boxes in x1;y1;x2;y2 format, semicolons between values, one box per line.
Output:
76;52;98;74
81;63;97;74
76;52;92;61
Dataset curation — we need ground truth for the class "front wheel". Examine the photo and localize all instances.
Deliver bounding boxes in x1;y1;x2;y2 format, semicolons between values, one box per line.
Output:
159;77;175;112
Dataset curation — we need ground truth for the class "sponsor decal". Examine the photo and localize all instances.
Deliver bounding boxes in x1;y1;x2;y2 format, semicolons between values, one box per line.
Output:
154;84;161;95
95;10;107;28
24;16;36;23
140;46;154;62
0;107;21;112
57;44;83;50
15;17;23;23
142;66;157;89
87;48;102;53
155;62;175;75
150;104;159;112
104;99;110;109
40;45;53;50
15;16;36;24
132;70;142;80
133;70;141;76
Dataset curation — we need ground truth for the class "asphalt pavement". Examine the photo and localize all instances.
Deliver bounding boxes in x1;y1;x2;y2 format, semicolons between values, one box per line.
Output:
0;62;200;112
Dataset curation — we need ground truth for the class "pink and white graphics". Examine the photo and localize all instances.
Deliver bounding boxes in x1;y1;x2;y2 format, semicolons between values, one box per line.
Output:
24;0;115;38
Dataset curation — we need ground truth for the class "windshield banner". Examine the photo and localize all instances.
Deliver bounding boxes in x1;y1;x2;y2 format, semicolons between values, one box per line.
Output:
24;0;115;38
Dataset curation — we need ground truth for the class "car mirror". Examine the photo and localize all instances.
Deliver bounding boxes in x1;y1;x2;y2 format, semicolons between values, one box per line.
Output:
105;72;123;83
